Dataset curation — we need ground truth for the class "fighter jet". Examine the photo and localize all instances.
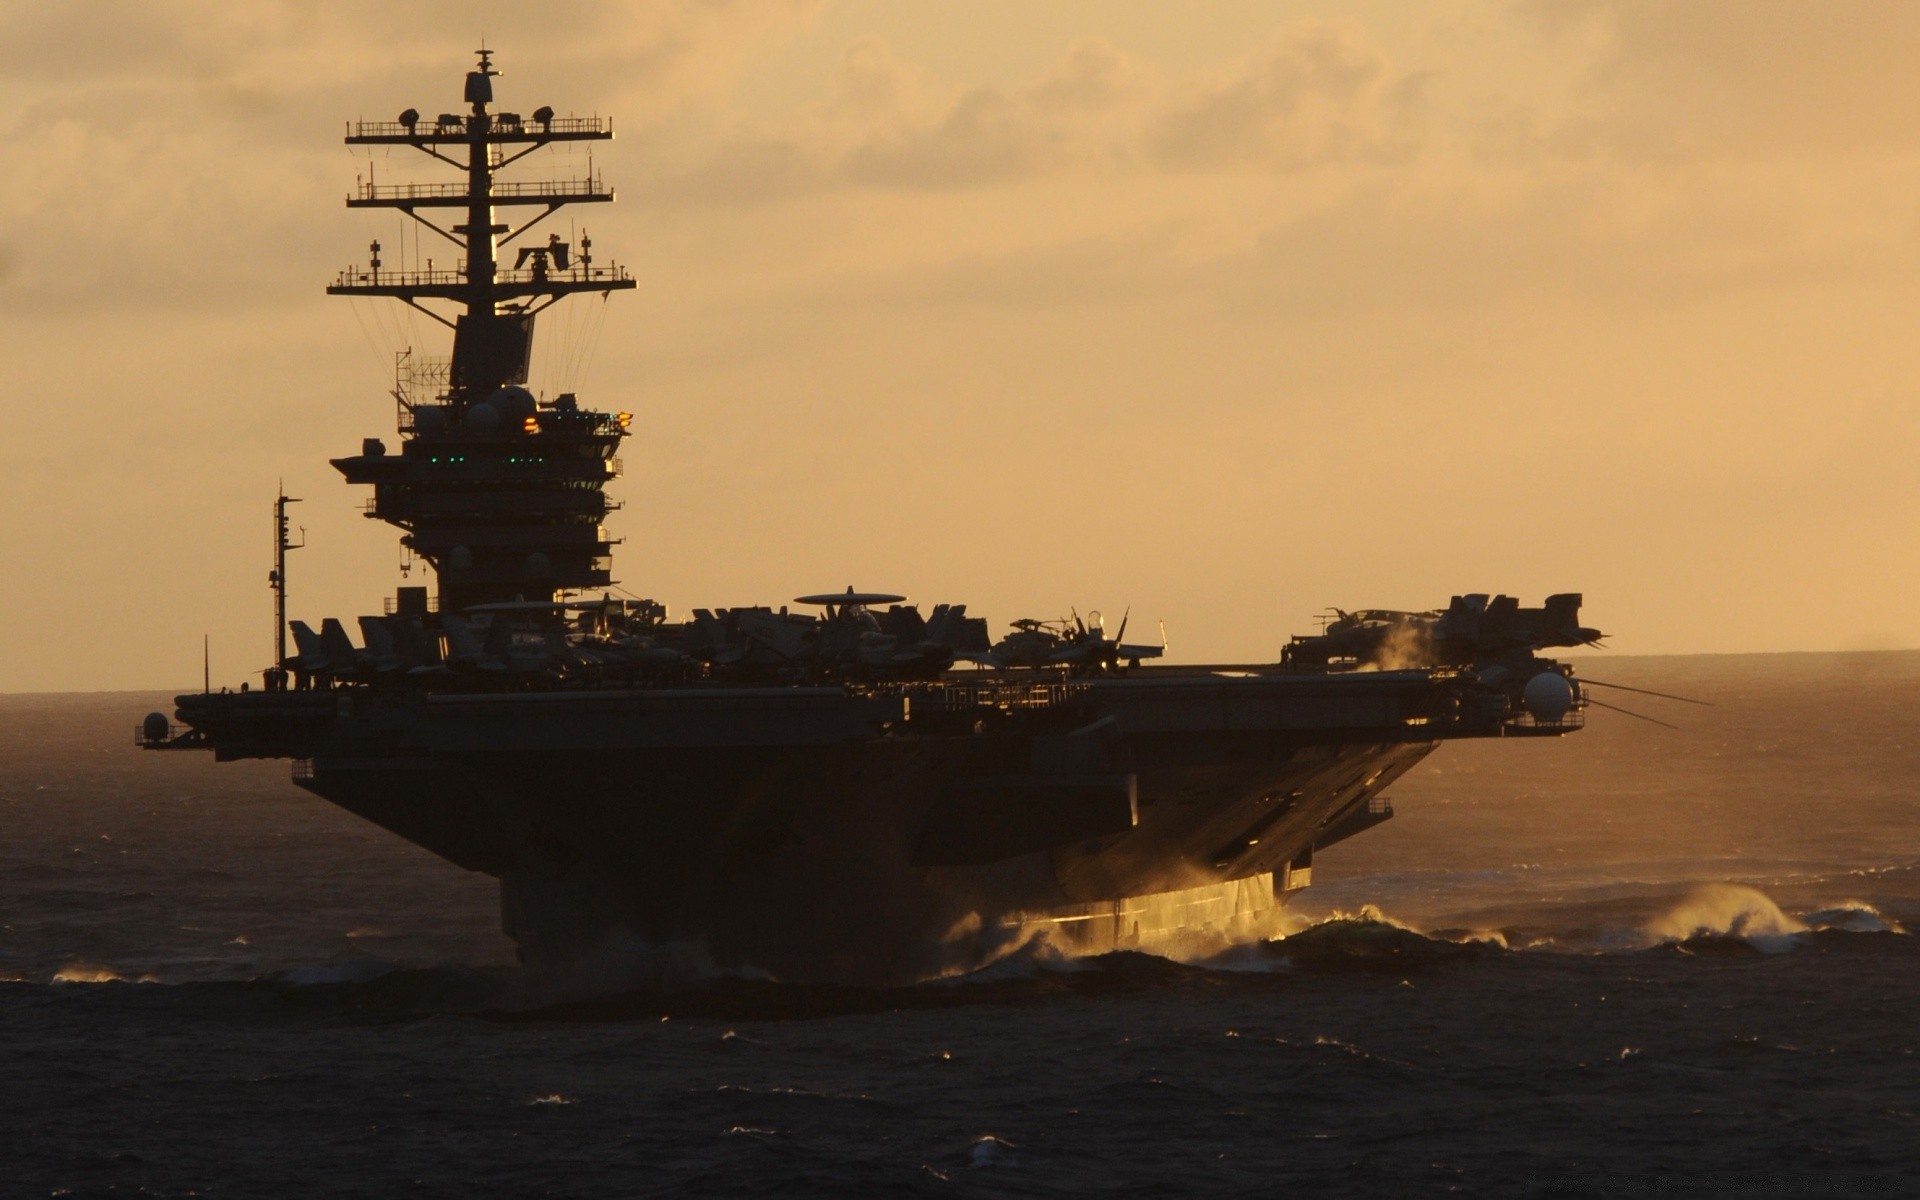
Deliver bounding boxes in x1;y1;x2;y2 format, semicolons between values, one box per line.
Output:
971;610;1166;674
1283;593;1604;671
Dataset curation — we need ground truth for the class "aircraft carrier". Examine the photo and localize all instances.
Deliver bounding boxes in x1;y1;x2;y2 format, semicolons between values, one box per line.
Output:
141;53;1595;984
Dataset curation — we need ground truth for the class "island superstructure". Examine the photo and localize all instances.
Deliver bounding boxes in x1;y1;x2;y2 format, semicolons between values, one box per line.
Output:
326;48;633;614
143;53;1594;983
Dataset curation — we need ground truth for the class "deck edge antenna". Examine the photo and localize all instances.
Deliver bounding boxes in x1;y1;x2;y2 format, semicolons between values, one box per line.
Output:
270;485;305;685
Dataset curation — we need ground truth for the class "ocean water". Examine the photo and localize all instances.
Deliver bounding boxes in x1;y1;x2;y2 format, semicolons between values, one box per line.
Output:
5;653;1920;1197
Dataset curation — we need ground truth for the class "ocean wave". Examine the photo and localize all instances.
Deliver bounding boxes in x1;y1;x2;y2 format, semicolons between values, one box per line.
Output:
50;962;158;985
1033;886;1913;977
1245;909;1501;973
1627;886;1909;953
9;884;1913;1019
1639;884;1808;953
1801;901;1906;934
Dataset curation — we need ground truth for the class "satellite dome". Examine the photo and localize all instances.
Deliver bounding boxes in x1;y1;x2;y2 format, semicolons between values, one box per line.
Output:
488;385;537;424
412;405;448;434
142;712;169;743
1522;672;1575;722
464;402;501;433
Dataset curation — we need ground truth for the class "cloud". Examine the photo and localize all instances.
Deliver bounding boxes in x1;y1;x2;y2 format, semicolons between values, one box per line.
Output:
16;3;1920;688
0;1;250;84
826;36;1141;190
0;1;822;312
637;35;1109;201
638;27;1425;204
0;0;820;90
807;221;1193;314
1150;26;1426;171
1520;1;1920;159
823;25;1428;190
841;86;1052;188
654;134;824;206
1026;37;1151;115
826;35;927;120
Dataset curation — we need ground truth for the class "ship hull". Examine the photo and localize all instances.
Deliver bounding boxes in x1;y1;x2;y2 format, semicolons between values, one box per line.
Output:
295;735;1432;981
162;669;1493;982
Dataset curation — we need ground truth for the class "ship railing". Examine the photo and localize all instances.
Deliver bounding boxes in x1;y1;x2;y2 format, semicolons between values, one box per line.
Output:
1502;708;1586;735
135;721;210;750
562;412;628;437
336;266;467;288
348;115;612;139
383;595;442;616
331;264;634;289
398;401;448;435
392;415;620;443
134;720;180;746
860;679;1090;713
351;175;612;203
499;264;633;287
292;759;314;782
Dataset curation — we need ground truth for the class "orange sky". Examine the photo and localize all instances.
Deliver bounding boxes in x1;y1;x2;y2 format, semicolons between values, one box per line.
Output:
5;1;1919;692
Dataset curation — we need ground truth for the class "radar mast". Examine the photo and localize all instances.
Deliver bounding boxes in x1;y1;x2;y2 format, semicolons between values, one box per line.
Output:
328;50;636;613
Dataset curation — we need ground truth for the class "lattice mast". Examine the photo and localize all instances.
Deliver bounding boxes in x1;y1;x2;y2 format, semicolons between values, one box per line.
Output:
328;50;636;613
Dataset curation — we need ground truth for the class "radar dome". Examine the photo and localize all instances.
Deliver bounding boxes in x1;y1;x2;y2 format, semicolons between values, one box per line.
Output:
464;403;501;433
1522;672;1576;722
142;712;169;743
488;385;537;424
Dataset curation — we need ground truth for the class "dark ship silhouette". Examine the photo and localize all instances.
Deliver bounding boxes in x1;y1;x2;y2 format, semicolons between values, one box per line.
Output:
142;53;1594;983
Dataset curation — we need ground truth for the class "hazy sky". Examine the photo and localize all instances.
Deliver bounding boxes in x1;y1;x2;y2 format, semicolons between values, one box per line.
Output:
6;1;1919;691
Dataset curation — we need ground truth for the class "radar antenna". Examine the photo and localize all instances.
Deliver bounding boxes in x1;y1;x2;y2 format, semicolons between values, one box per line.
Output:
328;47;633;396
268;485;304;689
327;51;637;612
